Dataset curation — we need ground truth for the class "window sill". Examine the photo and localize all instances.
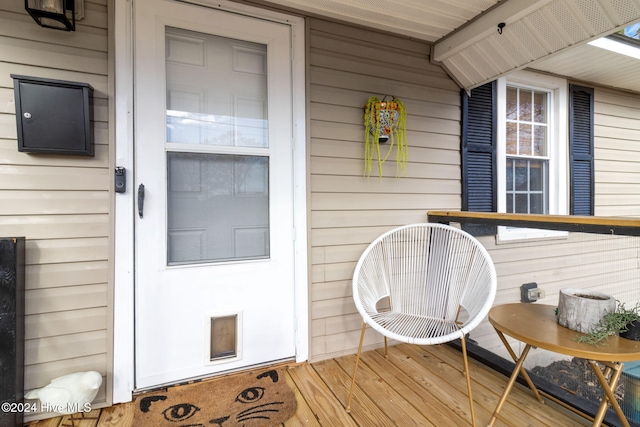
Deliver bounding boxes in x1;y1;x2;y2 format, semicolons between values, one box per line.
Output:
496;226;568;244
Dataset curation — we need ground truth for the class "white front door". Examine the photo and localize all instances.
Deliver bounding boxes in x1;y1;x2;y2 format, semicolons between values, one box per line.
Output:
133;0;297;389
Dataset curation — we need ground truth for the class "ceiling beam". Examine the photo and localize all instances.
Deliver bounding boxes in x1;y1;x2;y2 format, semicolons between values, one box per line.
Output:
433;0;554;62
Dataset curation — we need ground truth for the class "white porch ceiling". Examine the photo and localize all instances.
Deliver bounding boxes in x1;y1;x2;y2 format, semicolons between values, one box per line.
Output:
532;36;640;93
433;0;640;90
259;0;502;42
261;0;640;93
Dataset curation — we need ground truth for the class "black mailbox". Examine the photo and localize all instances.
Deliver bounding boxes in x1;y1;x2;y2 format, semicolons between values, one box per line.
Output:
11;75;94;156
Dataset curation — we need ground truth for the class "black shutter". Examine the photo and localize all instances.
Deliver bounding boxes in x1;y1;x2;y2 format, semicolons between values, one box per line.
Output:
569;85;594;216
461;81;497;235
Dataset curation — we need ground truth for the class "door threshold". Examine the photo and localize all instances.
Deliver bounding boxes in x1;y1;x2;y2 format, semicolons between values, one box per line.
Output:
133;357;297;395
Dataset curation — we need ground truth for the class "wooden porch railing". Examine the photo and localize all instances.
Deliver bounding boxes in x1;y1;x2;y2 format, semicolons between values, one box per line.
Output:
427;211;640;236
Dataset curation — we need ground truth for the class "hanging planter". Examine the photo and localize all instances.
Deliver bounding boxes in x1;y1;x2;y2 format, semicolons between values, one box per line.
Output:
363;96;408;178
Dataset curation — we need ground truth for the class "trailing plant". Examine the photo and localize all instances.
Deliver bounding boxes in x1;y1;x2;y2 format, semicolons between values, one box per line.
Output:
576;301;640;345
363;96;408;178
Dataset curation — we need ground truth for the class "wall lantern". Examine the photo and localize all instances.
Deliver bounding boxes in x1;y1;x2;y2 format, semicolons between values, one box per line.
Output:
24;0;78;31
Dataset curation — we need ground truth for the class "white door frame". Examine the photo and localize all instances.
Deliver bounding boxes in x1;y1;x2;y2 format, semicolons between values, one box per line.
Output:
112;0;307;403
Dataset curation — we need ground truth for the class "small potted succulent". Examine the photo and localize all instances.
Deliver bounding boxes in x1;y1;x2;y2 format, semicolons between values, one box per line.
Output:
577;301;640;345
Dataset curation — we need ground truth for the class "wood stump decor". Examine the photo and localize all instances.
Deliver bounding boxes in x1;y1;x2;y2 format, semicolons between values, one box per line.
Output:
557;288;615;334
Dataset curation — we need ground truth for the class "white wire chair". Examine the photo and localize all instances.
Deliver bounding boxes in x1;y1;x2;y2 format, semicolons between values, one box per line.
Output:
345;223;497;427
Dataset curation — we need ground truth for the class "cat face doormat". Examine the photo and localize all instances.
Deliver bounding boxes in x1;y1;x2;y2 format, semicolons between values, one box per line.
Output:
133;369;297;427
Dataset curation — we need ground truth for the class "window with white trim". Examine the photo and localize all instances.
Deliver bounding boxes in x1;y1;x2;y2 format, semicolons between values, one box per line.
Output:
461;73;594;238
505;86;549;214
496;72;567;241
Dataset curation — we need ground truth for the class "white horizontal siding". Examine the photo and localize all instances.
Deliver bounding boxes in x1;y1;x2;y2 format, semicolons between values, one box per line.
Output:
0;215;109;239
26;261;108;290
0;165;108;190
0;190;109;215
26;307;108;339
308;17;461;362
0;0;112;420
25;238;109;265
26;284;108;319
25;330;108;365
594;87;640;217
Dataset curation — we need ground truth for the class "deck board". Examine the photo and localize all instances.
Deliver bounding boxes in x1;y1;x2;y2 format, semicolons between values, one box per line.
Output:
356;349;462;426
24;344;591;427
313;357;398;426
282;368;322;427
96;403;134;426
335;352;440;426
288;361;361;426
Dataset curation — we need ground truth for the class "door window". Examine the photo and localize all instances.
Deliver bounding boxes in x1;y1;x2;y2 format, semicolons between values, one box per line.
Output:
167;152;269;264
165;27;270;265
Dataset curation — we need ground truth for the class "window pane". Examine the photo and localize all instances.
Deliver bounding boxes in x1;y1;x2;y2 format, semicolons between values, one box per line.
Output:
167;152;269;265
530;193;544;214
534;91;547;123
530;160;543;191
506;158;549;214
519;89;532;121
506;122;517;155
534;126;547;156
515;159;528;191
165;28;268;148
515;194;528;213
519;124;532;156
507;87;518;120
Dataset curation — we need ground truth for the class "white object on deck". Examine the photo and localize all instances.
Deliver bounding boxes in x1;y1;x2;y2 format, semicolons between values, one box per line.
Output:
25;371;102;414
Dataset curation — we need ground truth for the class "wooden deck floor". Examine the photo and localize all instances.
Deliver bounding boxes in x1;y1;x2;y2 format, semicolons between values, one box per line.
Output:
25;343;591;427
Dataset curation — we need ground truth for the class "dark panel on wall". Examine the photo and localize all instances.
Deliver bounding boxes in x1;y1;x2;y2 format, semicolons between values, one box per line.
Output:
0;237;26;427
